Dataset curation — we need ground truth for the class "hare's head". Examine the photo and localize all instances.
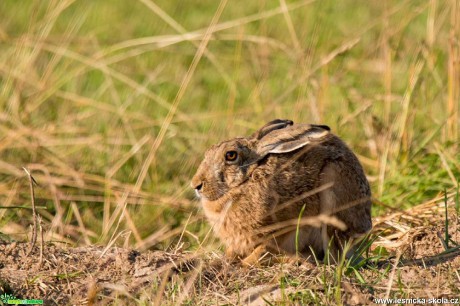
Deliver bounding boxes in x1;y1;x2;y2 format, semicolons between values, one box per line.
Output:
191;119;330;201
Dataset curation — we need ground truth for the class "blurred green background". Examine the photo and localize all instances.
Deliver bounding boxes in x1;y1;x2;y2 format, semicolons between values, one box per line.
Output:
0;0;458;251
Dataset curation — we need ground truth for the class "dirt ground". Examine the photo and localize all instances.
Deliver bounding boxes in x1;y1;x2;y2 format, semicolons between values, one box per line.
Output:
1;200;459;305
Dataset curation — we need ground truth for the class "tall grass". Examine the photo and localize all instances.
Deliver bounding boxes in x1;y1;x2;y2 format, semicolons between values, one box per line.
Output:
0;0;459;253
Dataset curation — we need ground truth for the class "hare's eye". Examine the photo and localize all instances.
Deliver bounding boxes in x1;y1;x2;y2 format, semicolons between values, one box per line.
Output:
225;151;238;162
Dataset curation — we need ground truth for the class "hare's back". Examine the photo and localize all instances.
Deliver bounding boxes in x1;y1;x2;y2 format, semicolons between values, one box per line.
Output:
262;134;371;221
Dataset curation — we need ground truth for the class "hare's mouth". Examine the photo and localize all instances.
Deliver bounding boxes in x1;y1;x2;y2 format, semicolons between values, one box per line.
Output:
195;190;220;202
198;192;224;202
194;189;213;201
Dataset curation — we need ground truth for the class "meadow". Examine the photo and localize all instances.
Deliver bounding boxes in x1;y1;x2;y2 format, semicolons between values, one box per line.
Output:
0;0;459;304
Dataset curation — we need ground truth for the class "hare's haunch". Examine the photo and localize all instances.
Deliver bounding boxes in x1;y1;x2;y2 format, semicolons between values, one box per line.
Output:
191;119;372;264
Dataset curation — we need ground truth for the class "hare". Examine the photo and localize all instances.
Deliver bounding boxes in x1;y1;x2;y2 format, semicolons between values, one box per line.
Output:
191;119;372;265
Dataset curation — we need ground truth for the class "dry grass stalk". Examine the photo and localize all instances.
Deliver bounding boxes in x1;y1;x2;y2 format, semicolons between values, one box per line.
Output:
176;260;203;305
23;167;38;255
153;268;172;306
447;0;459;144
70;202;91;245
383;249;402;300
38;215;44;268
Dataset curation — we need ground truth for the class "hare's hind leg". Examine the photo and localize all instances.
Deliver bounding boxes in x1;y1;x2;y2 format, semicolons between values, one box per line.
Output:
319;163;367;260
318;164;340;261
319;162;372;262
275;227;323;259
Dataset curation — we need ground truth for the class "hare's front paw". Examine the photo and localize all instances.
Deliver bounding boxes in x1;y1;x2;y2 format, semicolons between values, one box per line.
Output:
241;245;271;267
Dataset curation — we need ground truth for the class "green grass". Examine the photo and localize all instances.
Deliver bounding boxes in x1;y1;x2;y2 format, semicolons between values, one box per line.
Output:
0;0;459;303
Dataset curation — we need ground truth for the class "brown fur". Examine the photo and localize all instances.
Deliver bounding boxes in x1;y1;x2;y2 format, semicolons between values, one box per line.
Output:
191;120;372;263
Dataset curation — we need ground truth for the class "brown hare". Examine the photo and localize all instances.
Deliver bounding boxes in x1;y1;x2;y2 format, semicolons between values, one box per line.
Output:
191;119;372;265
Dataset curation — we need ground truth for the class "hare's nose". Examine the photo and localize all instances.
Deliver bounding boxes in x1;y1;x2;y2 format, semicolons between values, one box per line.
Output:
194;182;203;191
191;179;203;191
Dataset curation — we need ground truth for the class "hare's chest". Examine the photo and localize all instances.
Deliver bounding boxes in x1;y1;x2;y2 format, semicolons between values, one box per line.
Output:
219;218;257;256
202;195;264;256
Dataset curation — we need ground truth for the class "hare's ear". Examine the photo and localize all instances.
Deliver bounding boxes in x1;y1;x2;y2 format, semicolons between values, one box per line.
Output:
252;119;294;140
256;124;330;156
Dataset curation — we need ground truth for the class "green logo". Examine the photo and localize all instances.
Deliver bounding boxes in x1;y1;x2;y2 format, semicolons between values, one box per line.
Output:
0;293;43;305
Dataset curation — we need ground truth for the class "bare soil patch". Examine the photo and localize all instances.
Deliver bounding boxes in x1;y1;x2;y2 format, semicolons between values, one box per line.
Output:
1;199;459;305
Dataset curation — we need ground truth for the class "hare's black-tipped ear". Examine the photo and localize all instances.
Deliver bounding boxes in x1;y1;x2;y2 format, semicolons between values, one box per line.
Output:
311;124;330;131
252;119;294;140
256;124;330;156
